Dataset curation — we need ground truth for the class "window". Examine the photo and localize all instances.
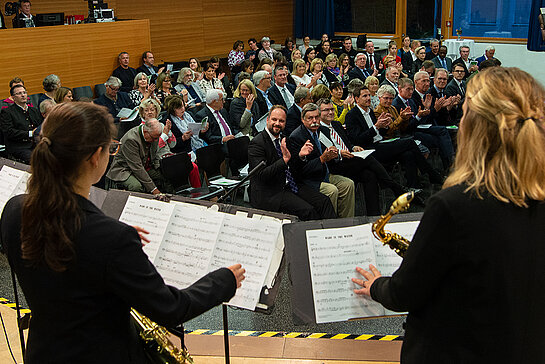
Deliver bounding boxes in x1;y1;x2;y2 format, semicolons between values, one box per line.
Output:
334;0;396;34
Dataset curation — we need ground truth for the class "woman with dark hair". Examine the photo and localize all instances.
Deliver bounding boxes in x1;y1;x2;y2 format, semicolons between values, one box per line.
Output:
398;36;411;59
234;59;254;88
354;67;545;363
315;33;329;54
199;63;225;94
299;35;311;57
0;102;245;363
155;72;178;106
281;37;296;59
338;53;352;85
303;47;316;69
228;40;245;73
53;86;73;103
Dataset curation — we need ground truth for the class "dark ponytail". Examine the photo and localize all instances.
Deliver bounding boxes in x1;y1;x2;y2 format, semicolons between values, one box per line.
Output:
21;102;115;272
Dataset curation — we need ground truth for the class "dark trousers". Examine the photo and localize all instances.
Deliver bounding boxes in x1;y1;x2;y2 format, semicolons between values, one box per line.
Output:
415;126;455;170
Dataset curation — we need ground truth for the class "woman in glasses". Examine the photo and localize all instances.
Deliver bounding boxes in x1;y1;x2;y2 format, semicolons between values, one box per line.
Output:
0;102;245;363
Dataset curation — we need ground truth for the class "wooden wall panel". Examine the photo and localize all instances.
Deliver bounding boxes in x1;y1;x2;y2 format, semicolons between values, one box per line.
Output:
0;20;150;96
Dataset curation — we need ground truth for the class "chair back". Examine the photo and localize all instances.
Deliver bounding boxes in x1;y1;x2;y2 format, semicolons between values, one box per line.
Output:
28;94;41;107
160;153;193;189
356;34;367;49
195;143;224;179
94;84;107;98
226;136;250;166
72;86;93;101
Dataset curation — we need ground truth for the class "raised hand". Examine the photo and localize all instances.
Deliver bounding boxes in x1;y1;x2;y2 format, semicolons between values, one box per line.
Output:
280;137;291;164
299;139;314;158
163;119;172;134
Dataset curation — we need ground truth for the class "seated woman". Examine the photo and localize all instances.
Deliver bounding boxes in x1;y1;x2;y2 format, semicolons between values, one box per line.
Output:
0;101;244;363
299;35;311;57
303;47;317;70
411;46;427;76
155;72;178;106
282;37;296;60
229;79;260;137
382;41;402;65
128;72;157;106
137;98;175;155
189;57;204;81
308;58;328;87
329;81;354;124
365;76;380;110
354;67;545;363
165;95;208;188
199;63;225;95
233;59;254;88
373;84;416;139
291;59;318;89
38;74;61;106
338;53;352;86
54;87;73;104
228;40;245;74
324;53;341;85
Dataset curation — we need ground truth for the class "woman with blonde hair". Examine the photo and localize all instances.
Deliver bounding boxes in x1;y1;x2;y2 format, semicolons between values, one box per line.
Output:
364;76;380;110
354;67;545;363
229;79;260;136
309;58;328;87
291;59;319;89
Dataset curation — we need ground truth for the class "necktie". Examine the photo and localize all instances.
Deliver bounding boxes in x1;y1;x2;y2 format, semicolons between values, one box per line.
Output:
460;82;465;96
441;58;447;69
329;127;347;151
313;132;329;183
273;139;298;194
281;87;292;109
215;110;231;136
368;54;374;68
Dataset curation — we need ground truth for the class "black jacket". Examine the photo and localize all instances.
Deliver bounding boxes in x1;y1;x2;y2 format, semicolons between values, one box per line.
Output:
0;103;42;155
267;83;295;109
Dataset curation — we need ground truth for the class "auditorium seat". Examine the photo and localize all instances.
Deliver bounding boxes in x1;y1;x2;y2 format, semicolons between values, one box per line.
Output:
94;84;107;98
72;86;93;101
28;94;41;107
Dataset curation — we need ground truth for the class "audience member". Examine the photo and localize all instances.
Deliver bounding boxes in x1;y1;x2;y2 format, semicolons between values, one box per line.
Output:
445;63;466;122
137;98;175;158
452;45;478;79
106;118;169;194
267;65;295;109
230;79;260;136
12;0;35;28
314;33;329;54
228;40;246;73
303;47;317;68
329;81;354;124
199;63;225;94
38;74;61;106
0;84;42;163
128;72;157;106
310;84;331;103
175;68;205;109
292;59;317;89
189;57;203;81
383;41;402;65
234;59;254;88
365;76;380;110
246;38;259;63
94;76;134;123
428;68;460;126
364;41;382;73
38;99;56;119
112;52;137;93
253;70;273;117
317;40;333;61
53;87;73;104
398;36;411;59
347;53;374;82
281;37;296;60
323;53;342;85
196;89;236;146
344;86;442;188
248;105;336;220
299;35;311;57
288;103;355;218
291;49;303;66
285;86;311;136
411;71;435;118
338;53;352;84
374;85;414;140
165;95;207;155
432;46;453;72
475;45;497;66
411;46;427;76
379;67;400;97
425;39;440;60
309;58;328;87
402;39;421;77
155;72;178;106
2;78;34;109
336;37;358;65
137;51;164;81
421;60;436;81
258;37;279;61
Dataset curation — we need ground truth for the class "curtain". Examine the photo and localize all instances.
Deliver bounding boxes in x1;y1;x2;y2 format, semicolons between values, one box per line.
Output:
295;0;335;39
527;0;545;51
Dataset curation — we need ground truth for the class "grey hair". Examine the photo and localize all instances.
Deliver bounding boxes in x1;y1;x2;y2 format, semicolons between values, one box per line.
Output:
459;45;470;52
301;102;319;119
430;38;440;45
434;68;448;79
347;78;364;94
143;118;162;133
294;86;310;104
177;67;193;84
414;71;429;83
205;88;223;104
253;70;269;86
485;45;495;52
105;76;122;88
43;74;60;92
133;72;148;88
39;98;57;115
386;66;399;76
138;98;161;118
355;53;367;61
377;84;396;98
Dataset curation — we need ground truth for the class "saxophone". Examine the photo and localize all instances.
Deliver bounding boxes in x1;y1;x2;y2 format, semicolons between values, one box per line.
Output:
372;191;414;257
131;309;194;364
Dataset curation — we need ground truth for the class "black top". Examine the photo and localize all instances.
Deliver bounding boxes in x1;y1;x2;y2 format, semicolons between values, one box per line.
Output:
0;195;236;364
371;184;545;363
112;66;137;93
94;92;134;123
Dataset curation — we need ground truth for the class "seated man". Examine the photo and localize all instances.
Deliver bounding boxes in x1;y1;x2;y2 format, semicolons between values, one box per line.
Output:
445;63;467;123
12;0;35;28
452;45;478;79
112;52;137;93
345;85;442;188
248;105;336;221
285;86;312;136
175;67;206;110
288;103;355;218
267;65;295;109
364;41;382;72
106;118;168;194
379;66;400;97
347;53;375;83
317;98;411;215
425;39;440;60
94;76;134;123
335;36;359;66
253;70;273;118
394;78;455;171
0;84;42;163
431;46;453;73
428;68;460;126
195;89;237;147
475;46;498;66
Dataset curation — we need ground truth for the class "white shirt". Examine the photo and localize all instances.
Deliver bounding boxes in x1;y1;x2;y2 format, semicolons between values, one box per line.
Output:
278;85;295;109
357;105;382;143
207;104;231;139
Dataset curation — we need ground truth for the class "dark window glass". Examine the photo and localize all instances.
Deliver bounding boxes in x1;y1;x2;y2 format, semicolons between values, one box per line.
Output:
334;0;396;34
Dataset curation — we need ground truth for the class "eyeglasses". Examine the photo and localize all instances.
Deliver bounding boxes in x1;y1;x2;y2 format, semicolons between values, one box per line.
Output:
453;70;465;73
321;107;335;113
109;141;122;155
13;91;27;96
107;85;120;92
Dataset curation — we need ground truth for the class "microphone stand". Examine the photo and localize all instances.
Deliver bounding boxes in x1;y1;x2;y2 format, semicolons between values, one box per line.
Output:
216;160;265;204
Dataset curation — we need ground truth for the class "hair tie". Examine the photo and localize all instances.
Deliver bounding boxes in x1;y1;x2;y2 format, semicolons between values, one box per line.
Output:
41;136;52;146
518;117;534;125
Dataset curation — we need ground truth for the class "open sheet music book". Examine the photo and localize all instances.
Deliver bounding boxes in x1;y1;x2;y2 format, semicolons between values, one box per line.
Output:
0;165;30;213
118;195;285;311
306;221;419;323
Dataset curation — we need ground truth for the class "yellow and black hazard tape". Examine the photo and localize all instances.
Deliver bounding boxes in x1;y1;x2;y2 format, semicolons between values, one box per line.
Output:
0;297;403;341
185;329;403;341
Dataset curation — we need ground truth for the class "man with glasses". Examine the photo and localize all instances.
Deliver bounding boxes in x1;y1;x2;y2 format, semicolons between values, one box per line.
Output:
94;76;134;123
429;69;460;126
253;70;273;118
445;64;467;123
266;65;295;109
0;84;42;163
106;118;169;195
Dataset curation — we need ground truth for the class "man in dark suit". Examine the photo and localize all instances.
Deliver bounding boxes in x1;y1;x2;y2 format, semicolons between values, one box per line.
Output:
106;119;167;194
425;39;440;60
452;45;478;79
253;70;273;118
475;46;497;66
401;40;421;77
0;84;41;163
364;41;382;73
428;69;460;126
94;77;134;123
267;65;296;109
335;36;358;66
284;87;311;136
445;63;466;123
347;53;376;83
194;89;237;147
112;52;137;93
344;86;442;188
394;78;455;171
379;67;400;97
316;98;411;215
288;103;355;218
136;51;164;84
431;46;453;73
12;0;35;28
248;105;336;221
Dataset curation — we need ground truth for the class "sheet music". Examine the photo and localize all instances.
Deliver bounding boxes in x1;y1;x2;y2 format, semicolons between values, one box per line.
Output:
306;225;384;323
208;213;281;310
154;204;224;288
352;150;374;160
187;122;202;135
118;196;175;262
254;114;267;132
0;166;29;214
318;133;334;148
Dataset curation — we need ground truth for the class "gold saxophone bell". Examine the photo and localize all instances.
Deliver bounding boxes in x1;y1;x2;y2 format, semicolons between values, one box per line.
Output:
131;309;194;364
372;191;414;257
